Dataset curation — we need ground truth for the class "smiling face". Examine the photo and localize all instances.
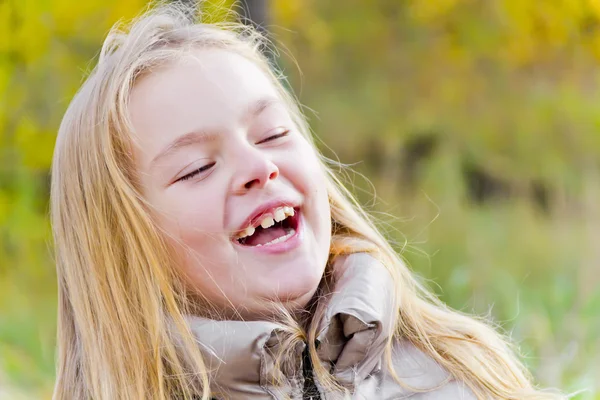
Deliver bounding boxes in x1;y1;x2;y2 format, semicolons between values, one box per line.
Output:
128;49;331;319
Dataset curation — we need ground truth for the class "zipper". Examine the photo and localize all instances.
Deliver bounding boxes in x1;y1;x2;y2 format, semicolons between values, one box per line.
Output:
301;342;322;400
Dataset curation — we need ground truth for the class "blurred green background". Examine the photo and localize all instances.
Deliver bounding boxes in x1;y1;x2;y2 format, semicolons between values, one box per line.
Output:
1;0;599;398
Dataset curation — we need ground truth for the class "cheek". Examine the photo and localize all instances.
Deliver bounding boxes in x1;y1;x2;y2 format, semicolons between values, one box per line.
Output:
284;137;327;190
151;186;226;252
151;186;236;291
285;139;331;243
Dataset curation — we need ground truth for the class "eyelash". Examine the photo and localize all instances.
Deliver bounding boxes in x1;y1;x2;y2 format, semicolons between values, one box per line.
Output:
175;130;289;183
258;129;289;144
176;162;216;182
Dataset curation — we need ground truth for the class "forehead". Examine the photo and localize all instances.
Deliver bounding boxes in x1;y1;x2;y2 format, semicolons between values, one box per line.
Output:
128;49;280;162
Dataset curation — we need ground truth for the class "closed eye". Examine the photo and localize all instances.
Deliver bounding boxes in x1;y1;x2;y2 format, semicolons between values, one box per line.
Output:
175;162;216;183
258;129;289;144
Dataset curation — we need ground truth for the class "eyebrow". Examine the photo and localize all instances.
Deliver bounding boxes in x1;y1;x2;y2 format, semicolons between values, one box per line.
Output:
150;96;281;167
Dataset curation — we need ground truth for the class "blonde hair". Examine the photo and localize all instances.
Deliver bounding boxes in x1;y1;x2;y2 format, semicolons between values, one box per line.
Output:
50;3;564;399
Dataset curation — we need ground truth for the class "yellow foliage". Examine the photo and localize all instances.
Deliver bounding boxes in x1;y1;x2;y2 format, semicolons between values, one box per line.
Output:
9;1;49;64
51;1;107;37
107;1;153;25
0;190;8;227
306;18;332;53
589;0;600;17
272;0;305;26
408;0;461;22
0;1;11;53
200;0;237;23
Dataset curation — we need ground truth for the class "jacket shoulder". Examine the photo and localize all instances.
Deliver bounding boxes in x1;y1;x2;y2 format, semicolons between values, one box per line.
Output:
378;339;477;399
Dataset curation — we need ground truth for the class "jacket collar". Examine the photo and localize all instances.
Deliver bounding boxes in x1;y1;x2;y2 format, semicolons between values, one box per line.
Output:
186;252;397;396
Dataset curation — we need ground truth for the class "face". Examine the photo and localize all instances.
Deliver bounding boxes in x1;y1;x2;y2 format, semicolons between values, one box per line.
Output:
128;49;331;319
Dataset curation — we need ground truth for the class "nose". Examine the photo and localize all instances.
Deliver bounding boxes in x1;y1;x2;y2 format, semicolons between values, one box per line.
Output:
233;147;279;192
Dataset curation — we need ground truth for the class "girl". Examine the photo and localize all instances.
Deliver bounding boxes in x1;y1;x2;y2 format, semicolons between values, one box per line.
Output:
50;3;564;400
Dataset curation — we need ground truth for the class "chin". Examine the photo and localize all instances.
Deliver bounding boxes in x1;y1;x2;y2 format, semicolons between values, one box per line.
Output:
262;259;324;306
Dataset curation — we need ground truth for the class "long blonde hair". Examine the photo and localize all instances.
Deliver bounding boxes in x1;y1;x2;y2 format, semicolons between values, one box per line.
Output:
50;3;564;399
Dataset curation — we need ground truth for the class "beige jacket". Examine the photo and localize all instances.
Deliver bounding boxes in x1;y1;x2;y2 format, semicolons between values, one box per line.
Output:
187;253;476;399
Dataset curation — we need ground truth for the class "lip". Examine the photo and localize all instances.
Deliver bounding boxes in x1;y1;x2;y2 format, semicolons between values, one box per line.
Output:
233;198;299;235
233;209;303;254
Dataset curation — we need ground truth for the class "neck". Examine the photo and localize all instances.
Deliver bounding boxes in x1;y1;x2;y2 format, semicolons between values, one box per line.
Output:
182;253;397;397
187;263;336;323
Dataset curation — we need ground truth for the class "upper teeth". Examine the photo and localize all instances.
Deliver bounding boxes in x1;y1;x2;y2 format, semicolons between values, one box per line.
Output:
236;206;295;239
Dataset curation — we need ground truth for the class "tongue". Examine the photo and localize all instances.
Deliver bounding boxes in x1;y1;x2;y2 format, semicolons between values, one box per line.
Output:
245;226;288;246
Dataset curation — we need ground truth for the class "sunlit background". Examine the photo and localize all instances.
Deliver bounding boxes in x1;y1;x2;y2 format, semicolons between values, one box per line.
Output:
1;0;599;398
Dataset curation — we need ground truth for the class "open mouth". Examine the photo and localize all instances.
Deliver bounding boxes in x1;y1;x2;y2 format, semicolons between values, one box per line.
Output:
235;207;300;247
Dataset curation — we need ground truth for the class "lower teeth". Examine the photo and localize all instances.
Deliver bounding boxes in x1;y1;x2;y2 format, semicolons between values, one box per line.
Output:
255;229;296;247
